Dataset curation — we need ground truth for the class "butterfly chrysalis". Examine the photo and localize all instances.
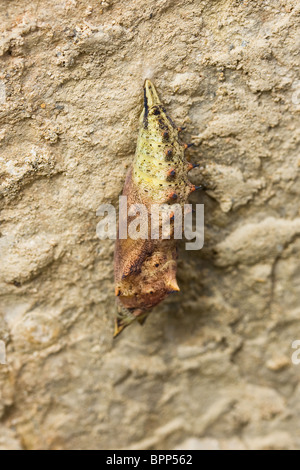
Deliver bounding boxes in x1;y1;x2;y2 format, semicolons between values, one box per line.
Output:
114;79;201;337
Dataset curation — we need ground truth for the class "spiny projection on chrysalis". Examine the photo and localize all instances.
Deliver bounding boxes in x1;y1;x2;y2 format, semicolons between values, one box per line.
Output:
114;79;201;337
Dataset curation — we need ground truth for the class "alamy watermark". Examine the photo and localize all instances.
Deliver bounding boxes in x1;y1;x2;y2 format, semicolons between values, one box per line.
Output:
0;340;6;365
291;340;300;365
292;80;300;110
0;80;6;105
96;196;204;251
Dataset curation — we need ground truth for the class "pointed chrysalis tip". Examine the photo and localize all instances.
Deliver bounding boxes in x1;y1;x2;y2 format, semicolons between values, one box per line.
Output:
144;79;161;107
114;311;149;337
166;279;180;292
113;318;126;338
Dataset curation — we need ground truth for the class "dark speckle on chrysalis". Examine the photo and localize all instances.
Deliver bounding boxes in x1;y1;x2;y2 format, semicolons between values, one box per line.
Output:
114;79;200;337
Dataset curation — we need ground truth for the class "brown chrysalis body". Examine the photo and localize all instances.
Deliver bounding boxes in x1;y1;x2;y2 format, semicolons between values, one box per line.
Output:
114;79;198;337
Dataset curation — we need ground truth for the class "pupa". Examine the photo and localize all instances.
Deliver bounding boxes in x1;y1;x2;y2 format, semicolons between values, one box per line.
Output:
114;79;201;337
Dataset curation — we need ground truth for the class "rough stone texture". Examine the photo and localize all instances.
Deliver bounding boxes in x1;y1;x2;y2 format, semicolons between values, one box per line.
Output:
0;0;300;450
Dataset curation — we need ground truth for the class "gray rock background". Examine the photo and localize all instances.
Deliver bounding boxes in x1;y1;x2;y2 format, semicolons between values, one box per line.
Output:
0;0;300;450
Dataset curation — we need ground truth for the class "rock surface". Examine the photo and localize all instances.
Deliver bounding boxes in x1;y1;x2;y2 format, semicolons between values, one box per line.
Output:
0;0;300;450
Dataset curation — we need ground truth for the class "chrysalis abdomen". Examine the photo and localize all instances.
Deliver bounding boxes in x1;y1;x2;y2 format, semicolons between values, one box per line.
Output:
133;80;192;204
114;80;198;337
